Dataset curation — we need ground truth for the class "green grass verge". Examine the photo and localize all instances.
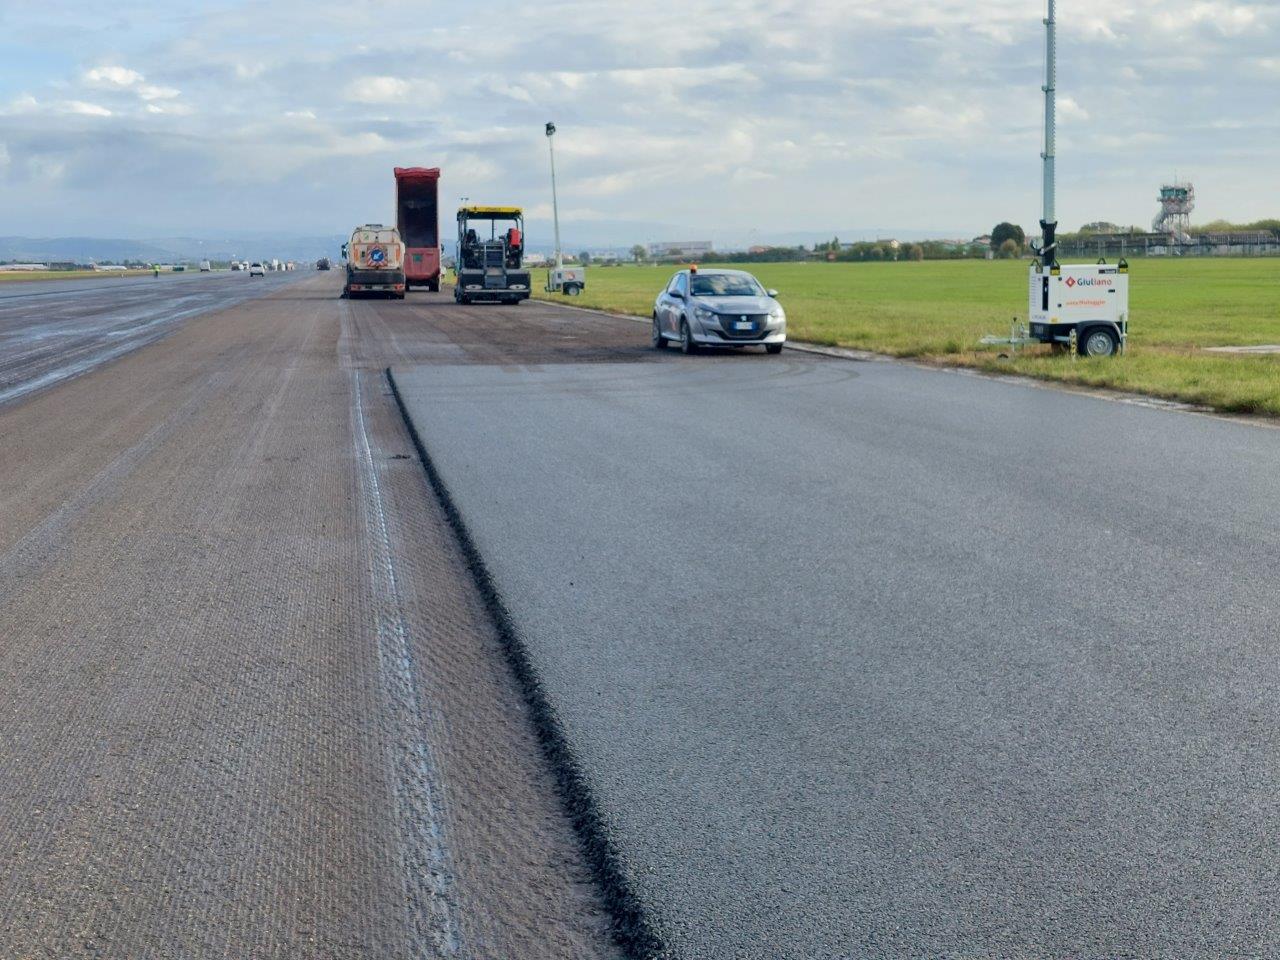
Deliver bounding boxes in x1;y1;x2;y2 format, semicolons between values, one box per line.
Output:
532;258;1280;416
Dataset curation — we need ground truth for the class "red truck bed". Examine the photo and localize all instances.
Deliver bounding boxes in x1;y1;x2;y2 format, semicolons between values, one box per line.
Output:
393;167;441;291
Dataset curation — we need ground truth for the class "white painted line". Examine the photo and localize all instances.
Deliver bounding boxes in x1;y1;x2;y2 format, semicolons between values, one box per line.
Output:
351;366;463;957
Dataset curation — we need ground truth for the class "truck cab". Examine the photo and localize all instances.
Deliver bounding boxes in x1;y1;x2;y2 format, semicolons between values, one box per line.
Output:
453;206;531;305
343;224;406;299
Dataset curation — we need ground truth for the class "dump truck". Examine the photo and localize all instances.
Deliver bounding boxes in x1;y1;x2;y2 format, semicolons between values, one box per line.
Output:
453;206;531;305
343;224;406;299
394;166;441;292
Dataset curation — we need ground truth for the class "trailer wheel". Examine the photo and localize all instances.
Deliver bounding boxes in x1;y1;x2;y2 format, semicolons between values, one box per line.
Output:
1080;327;1118;358
566;284;581;296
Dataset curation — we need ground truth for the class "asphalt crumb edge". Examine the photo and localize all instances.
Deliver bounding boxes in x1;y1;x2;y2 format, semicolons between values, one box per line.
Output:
385;367;665;960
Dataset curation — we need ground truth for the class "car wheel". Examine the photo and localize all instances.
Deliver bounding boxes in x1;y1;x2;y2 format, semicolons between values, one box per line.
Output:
652;316;667;349
1080;327;1118;357
766;343;784;355
680;319;696;354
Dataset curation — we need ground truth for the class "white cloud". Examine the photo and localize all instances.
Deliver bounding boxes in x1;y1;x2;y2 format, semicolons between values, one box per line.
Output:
3;95;112;117
84;66;144;88
343;75;443;104
64;101;113;117
345;75;410;103
84;64;180;102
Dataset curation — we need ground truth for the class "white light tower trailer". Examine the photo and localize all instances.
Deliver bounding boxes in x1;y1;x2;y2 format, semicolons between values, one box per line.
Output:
1027;0;1129;357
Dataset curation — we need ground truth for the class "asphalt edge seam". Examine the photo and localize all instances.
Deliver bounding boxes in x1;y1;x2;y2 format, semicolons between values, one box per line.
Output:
384;366;665;960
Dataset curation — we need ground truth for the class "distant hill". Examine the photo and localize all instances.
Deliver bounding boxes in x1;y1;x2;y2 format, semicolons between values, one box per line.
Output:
0;234;346;264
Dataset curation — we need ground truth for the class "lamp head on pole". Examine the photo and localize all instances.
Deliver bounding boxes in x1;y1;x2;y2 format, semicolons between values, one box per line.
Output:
545;122;556;137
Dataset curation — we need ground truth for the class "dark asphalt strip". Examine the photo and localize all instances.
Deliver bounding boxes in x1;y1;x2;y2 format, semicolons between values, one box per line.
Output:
385;367;664;960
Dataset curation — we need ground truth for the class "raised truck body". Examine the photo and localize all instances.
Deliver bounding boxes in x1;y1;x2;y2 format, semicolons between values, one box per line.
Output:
394;167;441;292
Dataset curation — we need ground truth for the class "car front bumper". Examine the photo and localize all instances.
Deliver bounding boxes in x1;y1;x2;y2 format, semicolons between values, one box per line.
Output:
692;319;786;346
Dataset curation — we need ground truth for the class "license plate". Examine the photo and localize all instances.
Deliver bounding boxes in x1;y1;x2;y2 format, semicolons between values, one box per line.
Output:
734;321;753;331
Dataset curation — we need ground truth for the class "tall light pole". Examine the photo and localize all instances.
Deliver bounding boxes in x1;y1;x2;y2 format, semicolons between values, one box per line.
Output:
1039;0;1057;268
545;122;563;270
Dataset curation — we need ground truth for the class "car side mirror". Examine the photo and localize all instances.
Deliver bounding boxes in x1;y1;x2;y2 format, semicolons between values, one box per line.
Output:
670;290;684;299
767;289;778;298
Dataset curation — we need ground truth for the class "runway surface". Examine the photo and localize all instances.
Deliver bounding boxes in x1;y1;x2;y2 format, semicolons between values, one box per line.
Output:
0;276;627;959
0;271;303;405
392;348;1280;958
11;266;1280;958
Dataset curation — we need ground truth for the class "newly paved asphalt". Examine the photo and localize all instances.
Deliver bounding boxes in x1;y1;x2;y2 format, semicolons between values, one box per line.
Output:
0;270;302;405
393;354;1280;958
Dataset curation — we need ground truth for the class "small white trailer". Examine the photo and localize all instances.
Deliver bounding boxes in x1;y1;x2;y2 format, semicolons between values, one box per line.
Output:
1028;261;1129;356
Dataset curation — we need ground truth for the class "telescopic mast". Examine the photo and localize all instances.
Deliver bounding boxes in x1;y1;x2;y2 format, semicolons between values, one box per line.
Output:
1039;0;1058;268
545;122;564;271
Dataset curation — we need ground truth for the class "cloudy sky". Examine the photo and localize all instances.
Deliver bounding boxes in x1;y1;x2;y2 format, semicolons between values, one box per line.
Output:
1;0;1276;244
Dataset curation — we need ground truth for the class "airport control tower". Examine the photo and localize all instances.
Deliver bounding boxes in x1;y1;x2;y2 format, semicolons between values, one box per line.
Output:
1152;181;1195;244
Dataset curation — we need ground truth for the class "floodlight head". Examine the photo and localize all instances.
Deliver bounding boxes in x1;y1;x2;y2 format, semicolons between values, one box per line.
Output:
545;122;556;137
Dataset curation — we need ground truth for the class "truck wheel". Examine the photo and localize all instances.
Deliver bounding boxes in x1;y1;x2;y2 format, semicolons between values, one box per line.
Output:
652;316;667;349
1080;327;1118;357
680;319;697;355
566;284;581;296
428;281;440;292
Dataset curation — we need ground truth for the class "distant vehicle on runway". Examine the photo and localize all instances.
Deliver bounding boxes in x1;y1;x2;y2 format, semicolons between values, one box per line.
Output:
249;262;265;277
394;166;441;292
652;268;786;354
453;206;530;305
199;260;212;272
316;257;331;271
343;224;406;299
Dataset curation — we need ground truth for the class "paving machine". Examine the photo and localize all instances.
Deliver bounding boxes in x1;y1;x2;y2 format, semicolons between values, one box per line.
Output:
454;206;531;305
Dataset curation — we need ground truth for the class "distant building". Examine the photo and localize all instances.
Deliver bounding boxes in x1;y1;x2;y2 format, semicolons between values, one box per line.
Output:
747;245;772;255
648;240;713;258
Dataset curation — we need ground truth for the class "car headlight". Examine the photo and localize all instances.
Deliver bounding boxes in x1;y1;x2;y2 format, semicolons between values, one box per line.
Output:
693;307;718;323
769;307;785;321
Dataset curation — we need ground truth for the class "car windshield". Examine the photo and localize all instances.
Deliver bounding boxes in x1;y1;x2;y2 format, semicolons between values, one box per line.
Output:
690;274;764;297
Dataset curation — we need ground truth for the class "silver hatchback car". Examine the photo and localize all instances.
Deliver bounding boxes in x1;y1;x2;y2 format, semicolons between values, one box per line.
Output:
652;268;786;354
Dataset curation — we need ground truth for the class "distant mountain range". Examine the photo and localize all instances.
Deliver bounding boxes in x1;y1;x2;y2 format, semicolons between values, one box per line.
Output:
0;234;346;264
0;223;975;265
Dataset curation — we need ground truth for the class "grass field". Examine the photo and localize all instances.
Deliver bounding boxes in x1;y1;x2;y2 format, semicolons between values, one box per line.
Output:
0;270;153;283
533;259;1280;416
